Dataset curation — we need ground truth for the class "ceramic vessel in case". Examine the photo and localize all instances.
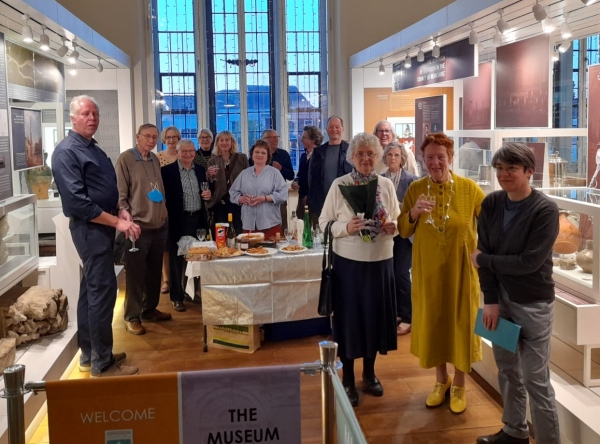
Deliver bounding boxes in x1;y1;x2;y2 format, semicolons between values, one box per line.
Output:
554;211;581;255
576;239;594;274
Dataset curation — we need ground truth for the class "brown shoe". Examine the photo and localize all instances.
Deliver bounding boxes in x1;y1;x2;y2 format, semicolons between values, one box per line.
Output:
91;362;139;378
161;283;169;293
171;301;187;312
397;323;411;335
125;320;146;335
80;352;126;372
141;309;172;322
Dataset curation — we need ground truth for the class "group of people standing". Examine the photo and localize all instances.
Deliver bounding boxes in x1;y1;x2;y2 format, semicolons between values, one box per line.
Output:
52;94;561;443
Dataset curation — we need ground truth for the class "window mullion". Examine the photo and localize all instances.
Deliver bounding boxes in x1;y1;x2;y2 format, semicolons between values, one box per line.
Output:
273;0;289;150
237;0;249;154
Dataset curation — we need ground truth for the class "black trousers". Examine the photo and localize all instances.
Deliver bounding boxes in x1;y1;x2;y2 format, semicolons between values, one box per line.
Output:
69;220;117;374
393;236;412;324
124;224;168;321
169;212;203;302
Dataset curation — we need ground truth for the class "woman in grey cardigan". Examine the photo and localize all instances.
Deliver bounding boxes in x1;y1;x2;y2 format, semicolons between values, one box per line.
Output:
381;141;418;335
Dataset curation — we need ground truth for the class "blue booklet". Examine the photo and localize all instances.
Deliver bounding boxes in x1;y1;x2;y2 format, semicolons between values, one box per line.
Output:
474;308;521;353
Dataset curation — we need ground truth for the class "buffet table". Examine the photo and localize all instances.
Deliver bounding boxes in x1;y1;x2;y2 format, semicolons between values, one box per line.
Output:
184;249;323;327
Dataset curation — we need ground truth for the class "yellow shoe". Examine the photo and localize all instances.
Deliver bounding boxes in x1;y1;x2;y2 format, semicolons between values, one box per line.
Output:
450;385;466;414
425;376;452;408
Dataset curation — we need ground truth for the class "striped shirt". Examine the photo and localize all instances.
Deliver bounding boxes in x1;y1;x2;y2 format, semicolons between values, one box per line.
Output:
178;160;202;212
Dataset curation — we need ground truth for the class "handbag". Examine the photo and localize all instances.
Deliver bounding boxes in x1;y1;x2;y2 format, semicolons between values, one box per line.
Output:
318;221;334;316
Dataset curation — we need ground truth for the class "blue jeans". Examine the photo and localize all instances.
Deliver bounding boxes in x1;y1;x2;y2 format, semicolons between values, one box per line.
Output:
70;220;117;374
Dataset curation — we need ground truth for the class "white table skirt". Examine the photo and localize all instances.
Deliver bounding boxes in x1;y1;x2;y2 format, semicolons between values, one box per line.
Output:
185;249;324;326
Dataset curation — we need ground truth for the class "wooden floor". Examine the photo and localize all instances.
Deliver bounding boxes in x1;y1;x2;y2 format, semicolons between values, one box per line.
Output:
29;274;512;444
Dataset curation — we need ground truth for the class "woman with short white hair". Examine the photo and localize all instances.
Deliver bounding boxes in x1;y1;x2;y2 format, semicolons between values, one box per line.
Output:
319;132;400;407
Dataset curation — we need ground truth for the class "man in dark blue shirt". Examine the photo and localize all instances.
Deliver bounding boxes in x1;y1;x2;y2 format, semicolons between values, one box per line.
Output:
52;95;141;378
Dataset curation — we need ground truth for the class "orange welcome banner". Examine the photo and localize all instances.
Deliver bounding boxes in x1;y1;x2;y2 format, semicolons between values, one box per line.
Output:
46;374;180;443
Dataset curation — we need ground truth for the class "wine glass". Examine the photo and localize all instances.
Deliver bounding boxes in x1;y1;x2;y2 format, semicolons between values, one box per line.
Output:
424;195;436;225
197;229;206;241
128;236;139;252
284;228;293;245
201;182;209;192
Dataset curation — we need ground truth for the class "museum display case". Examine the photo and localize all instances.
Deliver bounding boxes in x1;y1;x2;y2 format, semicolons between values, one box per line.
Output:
0;194;38;297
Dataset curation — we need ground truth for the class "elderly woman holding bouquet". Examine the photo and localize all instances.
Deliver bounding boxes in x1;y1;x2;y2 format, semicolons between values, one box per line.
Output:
319;132;400;408
398;132;485;415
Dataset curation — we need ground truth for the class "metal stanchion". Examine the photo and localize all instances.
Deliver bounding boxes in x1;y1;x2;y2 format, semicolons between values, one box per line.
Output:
319;340;337;444
0;365;30;444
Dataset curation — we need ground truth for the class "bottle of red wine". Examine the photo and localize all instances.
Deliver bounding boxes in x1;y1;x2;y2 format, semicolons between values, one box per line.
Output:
226;213;236;247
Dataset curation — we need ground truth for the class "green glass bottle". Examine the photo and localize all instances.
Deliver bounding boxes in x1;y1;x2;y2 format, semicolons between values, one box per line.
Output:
302;205;313;248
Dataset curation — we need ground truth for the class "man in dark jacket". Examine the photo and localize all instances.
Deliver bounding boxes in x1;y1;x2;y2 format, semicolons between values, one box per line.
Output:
471;143;560;444
162;139;212;312
307;116;352;224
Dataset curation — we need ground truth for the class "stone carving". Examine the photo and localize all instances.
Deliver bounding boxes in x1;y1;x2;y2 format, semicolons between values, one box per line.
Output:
4;286;68;345
0;338;16;369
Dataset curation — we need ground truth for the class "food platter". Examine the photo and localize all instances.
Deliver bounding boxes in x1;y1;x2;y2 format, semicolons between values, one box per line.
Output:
244;247;278;257
212;246;244;259
279;245;308;254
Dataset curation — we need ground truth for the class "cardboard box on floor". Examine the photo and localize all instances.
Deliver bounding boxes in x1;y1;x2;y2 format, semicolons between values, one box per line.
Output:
206;324;261;353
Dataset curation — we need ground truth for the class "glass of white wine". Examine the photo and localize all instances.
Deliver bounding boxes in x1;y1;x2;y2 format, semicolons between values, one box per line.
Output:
197;229;206;241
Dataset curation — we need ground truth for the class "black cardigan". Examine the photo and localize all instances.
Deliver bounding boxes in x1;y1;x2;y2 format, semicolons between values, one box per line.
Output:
476;189;559;305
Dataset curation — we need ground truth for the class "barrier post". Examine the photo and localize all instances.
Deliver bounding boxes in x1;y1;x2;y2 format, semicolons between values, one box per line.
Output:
1;365;28;444
319;340;337;444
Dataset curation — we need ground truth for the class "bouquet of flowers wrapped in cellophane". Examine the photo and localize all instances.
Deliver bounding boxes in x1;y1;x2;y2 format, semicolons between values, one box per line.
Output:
338;177;389;243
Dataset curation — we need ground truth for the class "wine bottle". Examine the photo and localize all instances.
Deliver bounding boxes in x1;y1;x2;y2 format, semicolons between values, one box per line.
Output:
226;213;236;247
302;205;313;248
290;211;298;241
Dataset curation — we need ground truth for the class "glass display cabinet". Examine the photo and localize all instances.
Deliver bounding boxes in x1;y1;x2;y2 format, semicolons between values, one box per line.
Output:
0;194;38;297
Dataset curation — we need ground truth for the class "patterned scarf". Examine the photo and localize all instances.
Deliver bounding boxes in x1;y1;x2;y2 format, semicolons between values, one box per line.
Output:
349;169;389;242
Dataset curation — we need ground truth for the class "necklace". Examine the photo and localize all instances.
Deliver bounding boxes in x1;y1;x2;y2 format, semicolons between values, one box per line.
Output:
426;175;455;233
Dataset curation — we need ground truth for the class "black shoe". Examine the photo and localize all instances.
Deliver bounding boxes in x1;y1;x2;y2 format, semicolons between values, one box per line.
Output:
476;430;529;444
362;374;384;397
171;301;187;312
344;385;359;407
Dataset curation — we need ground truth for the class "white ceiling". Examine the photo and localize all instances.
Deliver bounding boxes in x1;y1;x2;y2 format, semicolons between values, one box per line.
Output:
360;0;600;70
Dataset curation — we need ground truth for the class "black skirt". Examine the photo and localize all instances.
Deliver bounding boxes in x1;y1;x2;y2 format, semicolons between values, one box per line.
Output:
332;253;397;360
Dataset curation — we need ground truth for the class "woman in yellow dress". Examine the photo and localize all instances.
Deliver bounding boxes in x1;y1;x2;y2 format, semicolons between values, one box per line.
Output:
398;132;485;414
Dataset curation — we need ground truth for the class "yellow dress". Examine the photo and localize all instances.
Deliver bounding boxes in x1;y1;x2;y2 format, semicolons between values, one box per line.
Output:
398;172;485;373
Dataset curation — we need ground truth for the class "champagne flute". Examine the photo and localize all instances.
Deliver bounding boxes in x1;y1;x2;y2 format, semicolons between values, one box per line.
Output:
284;228;293;245
129;236;139;252
197;229;206;241
424;195;436;225
201;182;209;192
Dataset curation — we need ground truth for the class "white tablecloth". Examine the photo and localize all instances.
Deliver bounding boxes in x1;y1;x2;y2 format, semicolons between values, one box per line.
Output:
185;249;323;326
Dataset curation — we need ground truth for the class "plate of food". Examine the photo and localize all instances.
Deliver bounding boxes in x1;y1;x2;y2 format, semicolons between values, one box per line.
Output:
185;246;213;261
237;232;265;246
244;246;278;257
279;245;308;254
212;246;244;259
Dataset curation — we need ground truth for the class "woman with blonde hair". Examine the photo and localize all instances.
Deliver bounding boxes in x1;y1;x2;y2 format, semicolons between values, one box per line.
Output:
398;132;485;415
206;130;248;233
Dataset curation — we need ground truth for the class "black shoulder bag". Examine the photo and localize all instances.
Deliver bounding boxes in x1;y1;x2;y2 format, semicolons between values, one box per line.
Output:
318;221;334;316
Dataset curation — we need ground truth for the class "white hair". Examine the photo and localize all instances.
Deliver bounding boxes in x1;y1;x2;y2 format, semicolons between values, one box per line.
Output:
176;139;196;151
69;95;100;117
346;132;383;166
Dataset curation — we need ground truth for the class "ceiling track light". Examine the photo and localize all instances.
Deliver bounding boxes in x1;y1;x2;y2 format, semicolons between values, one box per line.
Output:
552;47;560;62
378;59;385;75
497;9;510;35
56;37;69;58
404;52;412;68
559;40;572;53
69;63;77;76
417;44;424;62
542;15;555;34
561;12;572;39
21;15;33;42
468;22;479;45
68;42;79;64
581;0;597;5
39;26;49;51
96;57;104;73
532;1;547;22
493;27;503;47
432;37;440;58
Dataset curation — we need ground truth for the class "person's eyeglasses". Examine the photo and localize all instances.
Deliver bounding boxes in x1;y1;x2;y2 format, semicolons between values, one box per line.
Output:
199;136;212;141
355;152;376;159
139;133;158;141
494;165;522;174
180;149;196;155
165;136;179;141
376;129;392;135
386;153;402;158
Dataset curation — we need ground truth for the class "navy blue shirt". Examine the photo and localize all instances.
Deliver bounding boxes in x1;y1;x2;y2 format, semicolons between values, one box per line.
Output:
52;130;119;222
250;148;294;181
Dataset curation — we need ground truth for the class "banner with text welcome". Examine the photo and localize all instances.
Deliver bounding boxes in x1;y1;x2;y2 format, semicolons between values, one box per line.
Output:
393;38;477;92
46;365;301;444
